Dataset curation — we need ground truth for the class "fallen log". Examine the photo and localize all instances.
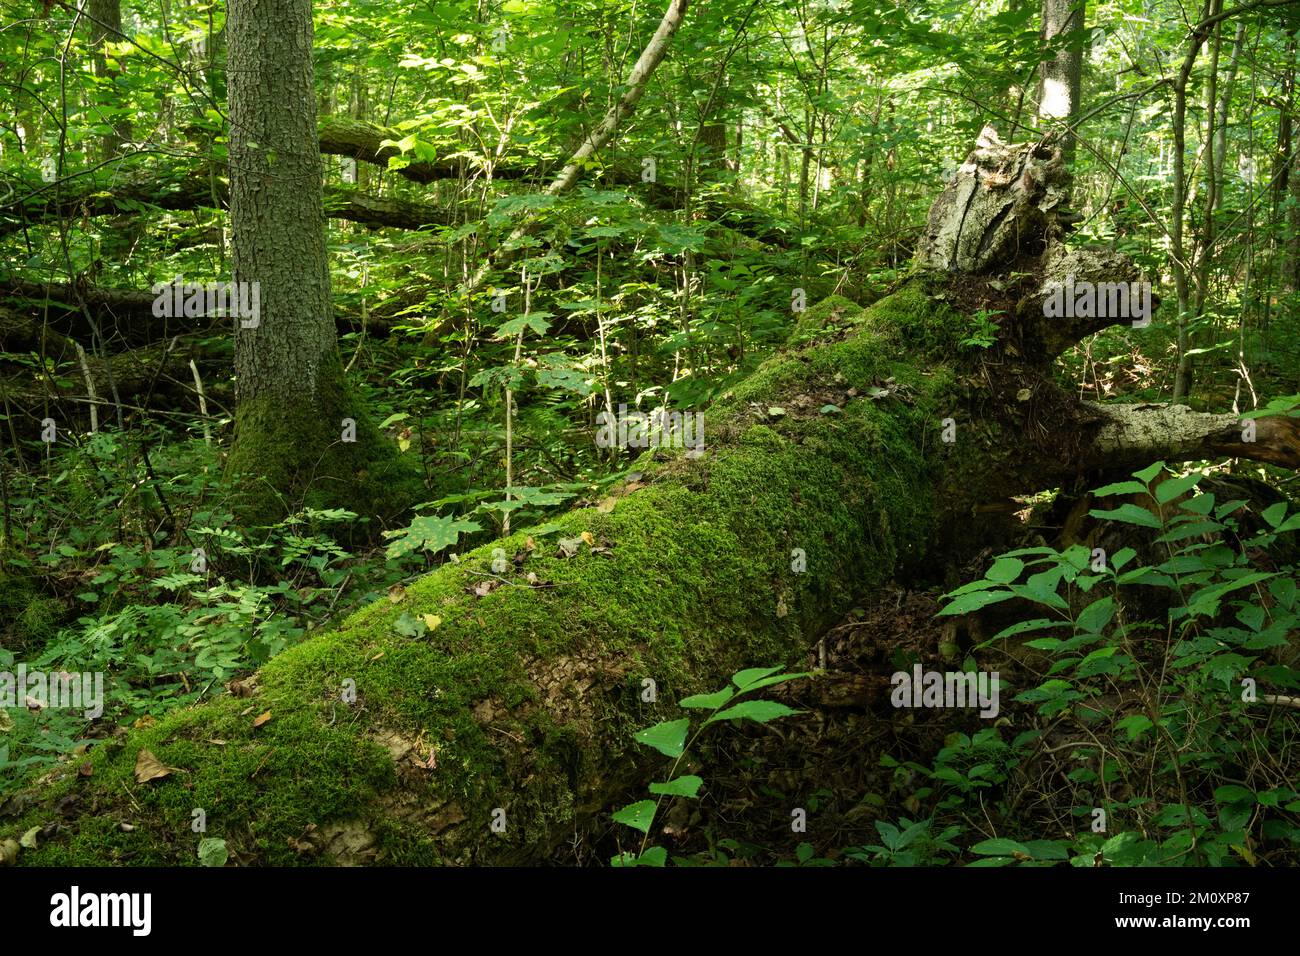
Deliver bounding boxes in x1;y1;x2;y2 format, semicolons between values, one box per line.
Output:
5;130;1299;865
0;276;414;345
0;168;452;235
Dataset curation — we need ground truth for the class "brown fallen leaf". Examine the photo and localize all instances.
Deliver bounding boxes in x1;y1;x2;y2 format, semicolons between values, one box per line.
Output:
77;761;93;777
596;497;617;513
388;584;407;603
134;749;172;784
252;710;272;728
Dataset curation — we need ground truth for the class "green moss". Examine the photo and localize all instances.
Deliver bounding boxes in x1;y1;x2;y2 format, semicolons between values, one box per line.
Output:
5;287;961;866
788;294;865;345
224;354;423;532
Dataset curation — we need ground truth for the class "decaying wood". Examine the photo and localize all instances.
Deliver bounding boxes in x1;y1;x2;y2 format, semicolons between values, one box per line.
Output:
915;125;1069;273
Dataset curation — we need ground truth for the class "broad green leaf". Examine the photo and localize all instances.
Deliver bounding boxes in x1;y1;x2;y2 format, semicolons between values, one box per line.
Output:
990;618;1067;641
1089;504;1161;529
648;775;703;798
1116;714;1153;740
1076;597;1114;634
384;513;481;559
634;718;689;758
1091;480;1147;497
939;589;1014;616
986;557;1024;584
732;666;783;690
612;799;656;833
198;837;228;867
971;838;1030;856
706;700;801;725
1155;473;1202;504
495;312;552;338
1132;462;1165;484
1213;785;1254;804
678;688;734;709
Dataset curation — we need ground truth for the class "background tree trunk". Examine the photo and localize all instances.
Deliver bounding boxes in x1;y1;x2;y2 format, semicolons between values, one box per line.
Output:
223;0;418;527
1037;0;1086;164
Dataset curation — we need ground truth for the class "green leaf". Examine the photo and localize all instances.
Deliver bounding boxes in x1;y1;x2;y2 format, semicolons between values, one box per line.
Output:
634;845;668;866
939;589;1014;616
392;611;426;638
648;775;703;798
383;513;481;559
198;837;228;867
495;312;552;338
989;618;1067;642
1132;462;1165;484
731;666;783;690
1155;473;1203;504
634;718;689;758
1023;637;1063;651
971;838;1030;856
678;687;735;709
1091;480;1148;497
1088;504;1161;528
1110;547;1137;570
1022;840;1068;861
706;700;801;725
985;557;1024;584
1116;714;1153;740
1260;502;1288;529
1076;597;1114;634
612;799;656;834
1214;785;1254;804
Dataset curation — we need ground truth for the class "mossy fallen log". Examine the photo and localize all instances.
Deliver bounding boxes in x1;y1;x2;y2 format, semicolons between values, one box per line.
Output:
2;286;964;865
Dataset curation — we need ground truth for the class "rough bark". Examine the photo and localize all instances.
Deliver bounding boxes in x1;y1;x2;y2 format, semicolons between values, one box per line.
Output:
223;0;419;527
915;125;1069;273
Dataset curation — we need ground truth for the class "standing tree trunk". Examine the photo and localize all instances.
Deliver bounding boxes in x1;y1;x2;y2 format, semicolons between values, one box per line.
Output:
1037;0;1086;164
224;0;418;527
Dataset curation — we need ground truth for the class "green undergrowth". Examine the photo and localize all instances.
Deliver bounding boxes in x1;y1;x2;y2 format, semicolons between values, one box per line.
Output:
4;286;972;865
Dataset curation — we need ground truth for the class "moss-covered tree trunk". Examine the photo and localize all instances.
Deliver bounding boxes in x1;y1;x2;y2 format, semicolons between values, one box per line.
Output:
6;132;1300;866
224;0;417;527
